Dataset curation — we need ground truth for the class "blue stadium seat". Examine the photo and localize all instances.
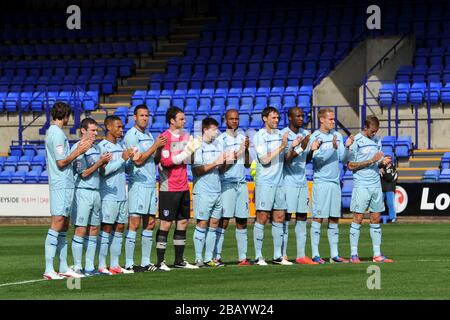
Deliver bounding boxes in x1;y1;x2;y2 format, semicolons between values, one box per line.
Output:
342;169;353;181
409;82;426;105
249;113;263;128
83;91;98;111
306;166;313;181
395;136;412;158
381;136;396;155
131;90;146;108
151;115;167;131
341;179;353;209
442;152;450;169
439;168;450;182
39;170;48;183
9;146;23;157
211;96;226;113
422;169;440;182
428;82;442;104
396;83;410;106
440;83;450;103
0;171;13;184
17;155;32;172
184;115;194;130
11;171;26;183
5;92;18;112
36;145;46;157
25;170;41;184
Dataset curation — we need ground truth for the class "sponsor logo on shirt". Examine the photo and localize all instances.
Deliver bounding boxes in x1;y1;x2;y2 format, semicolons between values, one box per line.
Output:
56;144;64;155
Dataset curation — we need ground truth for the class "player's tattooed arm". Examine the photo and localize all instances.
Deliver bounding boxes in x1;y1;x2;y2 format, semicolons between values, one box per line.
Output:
347;151;384;172
378;155;392;168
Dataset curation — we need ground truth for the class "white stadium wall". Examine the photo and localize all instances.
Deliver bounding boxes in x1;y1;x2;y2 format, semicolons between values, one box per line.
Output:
0;184;50;216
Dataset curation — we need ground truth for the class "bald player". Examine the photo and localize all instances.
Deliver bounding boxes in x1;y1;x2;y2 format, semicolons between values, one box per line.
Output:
214;109;251;266
281;107;317;264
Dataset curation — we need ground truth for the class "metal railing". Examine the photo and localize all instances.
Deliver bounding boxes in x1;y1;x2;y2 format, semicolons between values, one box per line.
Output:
363;78;437;149
12;86;96;146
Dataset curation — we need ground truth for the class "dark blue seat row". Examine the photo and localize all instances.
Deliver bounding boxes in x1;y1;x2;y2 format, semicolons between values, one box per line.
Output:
0;72;115;96
3;6;181;26
0;169;48;184
0;58;134;78
0;41;152;58
381;136;412;158
1;24;169;44
0;90;99;112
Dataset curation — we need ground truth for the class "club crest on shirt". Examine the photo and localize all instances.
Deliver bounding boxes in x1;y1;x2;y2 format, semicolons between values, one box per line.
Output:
321;143;333;150
162;150;170;158
163;209;170;217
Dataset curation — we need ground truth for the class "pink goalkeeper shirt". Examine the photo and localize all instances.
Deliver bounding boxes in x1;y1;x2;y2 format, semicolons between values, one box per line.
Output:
158;129;190;192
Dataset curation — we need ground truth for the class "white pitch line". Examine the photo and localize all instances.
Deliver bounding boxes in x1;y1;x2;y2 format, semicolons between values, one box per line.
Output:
0;279;46;288
1;259;449;288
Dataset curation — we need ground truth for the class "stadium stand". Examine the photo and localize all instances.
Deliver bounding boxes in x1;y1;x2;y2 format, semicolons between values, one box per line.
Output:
1;0;450;199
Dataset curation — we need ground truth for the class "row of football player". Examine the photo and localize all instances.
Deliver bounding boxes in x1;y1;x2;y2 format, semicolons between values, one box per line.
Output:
42;102;392;279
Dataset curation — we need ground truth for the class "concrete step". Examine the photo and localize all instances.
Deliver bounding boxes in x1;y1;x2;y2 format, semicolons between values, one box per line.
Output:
137;67;166;75
126;77;151;86
180;17;217;26
153;51;184;59
397;167;439;177
170;34;200;42
89;110;108;122
100;102;130;109
106;94;133;104
408;157;442;168
413;149;450;158
398;176;422;182
142;59;167;69
172;24;204;35
159;42;187;52
117;85;147;95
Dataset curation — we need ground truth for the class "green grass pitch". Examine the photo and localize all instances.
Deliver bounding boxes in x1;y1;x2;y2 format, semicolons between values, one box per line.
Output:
0;223;449;299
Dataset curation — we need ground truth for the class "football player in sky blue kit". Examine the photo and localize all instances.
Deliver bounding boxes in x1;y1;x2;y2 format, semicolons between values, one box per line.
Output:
281;107;317;265
307;108;354;264
97;115;138;275
43;102;93;280
123;105;167;272
253;106;292;266
71;118;112;277
214;109;251;266
347;115;394;263
192;117;231;267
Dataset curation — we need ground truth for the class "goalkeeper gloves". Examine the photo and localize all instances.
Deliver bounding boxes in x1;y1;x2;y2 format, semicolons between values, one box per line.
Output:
184;136;202;154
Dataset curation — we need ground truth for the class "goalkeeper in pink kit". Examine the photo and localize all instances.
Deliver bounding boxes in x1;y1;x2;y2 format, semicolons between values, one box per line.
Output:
152;107;202;271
